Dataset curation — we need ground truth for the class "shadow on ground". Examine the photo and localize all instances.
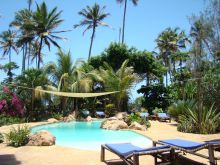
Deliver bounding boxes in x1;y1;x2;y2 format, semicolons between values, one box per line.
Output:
0;154;21;165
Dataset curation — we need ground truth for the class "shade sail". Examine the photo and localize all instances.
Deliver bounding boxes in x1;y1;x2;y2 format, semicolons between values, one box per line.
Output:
35;89;119;98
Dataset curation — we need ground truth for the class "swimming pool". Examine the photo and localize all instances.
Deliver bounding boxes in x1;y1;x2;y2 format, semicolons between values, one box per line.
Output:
32;120;152;150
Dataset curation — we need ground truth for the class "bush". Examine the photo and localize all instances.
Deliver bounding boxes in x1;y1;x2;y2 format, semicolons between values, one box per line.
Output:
0;114;24;126
0;133;4;143
51;112;63;120
126;112;151;128
177;104;220;134
5;125;30;147
152;107;163;115
168;100;195;121
105;104;116;117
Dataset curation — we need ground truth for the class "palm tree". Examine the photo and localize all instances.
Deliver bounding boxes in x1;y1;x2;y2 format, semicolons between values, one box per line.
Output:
74;3;110;60
27;0;33;11
116;0;138;44
32;2;66;69
99;60;139;112
0;30;18;63
10;9;34;72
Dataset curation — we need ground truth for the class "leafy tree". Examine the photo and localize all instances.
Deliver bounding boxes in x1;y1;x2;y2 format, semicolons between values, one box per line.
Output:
116;0;138;44
0;62;19;83
74;3;110;60
137;84;171;114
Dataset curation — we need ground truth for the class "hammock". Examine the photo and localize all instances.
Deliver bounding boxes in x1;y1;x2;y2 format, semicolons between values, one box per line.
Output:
35;89;119;98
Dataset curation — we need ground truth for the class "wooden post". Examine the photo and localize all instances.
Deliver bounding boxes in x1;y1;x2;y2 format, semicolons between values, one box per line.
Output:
133;154;139;165
208;146;216;165
101;145;105;162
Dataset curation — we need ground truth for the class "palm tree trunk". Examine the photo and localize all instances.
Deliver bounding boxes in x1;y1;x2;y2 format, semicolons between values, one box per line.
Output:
37;37;43;69
122;0;127;44
88;26;96;61
28;42;31;69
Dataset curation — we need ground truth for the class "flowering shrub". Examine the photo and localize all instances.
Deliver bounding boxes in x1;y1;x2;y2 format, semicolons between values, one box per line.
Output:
0;86;24;117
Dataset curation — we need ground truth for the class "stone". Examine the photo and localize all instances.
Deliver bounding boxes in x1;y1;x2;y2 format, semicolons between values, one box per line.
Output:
115;112;127;120
86;116;93;122
129;122;147;131
101;120;128;130
47;118;58;123
107;117;118;120
63;114;75;122
27;130;56;146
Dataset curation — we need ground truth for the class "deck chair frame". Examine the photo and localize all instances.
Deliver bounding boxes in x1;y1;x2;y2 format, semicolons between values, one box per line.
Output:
101;144;174;165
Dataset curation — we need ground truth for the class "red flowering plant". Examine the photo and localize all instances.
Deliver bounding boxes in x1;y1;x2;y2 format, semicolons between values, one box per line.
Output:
0;86;24;117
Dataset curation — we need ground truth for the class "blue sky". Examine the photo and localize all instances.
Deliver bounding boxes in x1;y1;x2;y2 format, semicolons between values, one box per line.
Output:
0;0;206;100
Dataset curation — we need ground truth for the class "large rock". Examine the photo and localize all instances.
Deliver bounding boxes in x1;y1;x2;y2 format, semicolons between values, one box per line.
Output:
129;122;147;131
86;116;93;122
27;130;56;146
63;114;75;122
101;120;128;130
115;112;127;120
47;118;58;123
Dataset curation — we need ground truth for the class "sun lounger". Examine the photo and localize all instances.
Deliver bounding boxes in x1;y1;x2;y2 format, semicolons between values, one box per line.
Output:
140;112;149;118
81;110;90;117
156;139;220;165
157;113;171;122
101;143;174;165
95;111;105;118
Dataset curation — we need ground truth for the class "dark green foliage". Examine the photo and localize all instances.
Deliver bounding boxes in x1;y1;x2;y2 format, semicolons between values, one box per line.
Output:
105;104;116;117
152;107;163;115
137;84;171;114
0;133;4;143
51;112;63;120
126;112;151;128
0;115;24;127
177;104;220;134
168;100;195;121
5;125;30;147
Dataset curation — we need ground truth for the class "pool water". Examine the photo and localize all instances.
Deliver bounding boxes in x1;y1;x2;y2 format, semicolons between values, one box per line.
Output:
32;120;152;150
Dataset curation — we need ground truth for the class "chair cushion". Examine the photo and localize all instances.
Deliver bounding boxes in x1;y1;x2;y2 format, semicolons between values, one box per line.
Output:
105;143;169;157
158;113;169;118
96;111;105;116
159;139;206;150
140;112;149;117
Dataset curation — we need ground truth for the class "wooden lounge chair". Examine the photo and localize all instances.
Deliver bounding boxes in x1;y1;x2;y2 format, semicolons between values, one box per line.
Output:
95;111;105;118
156;139;220;165
157;113;171;122
101;143;174;165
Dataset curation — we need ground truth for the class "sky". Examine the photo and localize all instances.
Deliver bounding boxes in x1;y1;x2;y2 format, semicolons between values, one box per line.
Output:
0;0;206;100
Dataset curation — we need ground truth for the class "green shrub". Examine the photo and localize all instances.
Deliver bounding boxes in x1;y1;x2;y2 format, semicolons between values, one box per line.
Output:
0;133;4;143
168;100;195;121
105;104;116;117
5;125;30;147
126;112;151;128
0;114;24;126
177;104;220;134
152;107;163;115
51;112;63;120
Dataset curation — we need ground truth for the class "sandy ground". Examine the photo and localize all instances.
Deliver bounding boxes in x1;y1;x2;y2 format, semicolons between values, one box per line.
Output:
0;120;219;165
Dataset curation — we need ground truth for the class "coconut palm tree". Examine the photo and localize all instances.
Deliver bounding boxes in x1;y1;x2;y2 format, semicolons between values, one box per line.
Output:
116;0;138;44
74;3;110;60
0;30;18;63
32;2;66;69
99;60;139;112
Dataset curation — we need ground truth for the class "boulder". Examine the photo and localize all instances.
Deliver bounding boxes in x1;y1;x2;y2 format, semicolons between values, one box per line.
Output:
101;120;128;130
115;112;127;120
129;122;147;131
63;114;75;122
86;116;93;122
47;118;58;123
107;117;118;120
27;130;56;146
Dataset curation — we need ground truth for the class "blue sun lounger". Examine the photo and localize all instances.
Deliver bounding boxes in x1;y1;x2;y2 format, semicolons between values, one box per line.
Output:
157;113;171;122
95;111;105;118
156;139;220;165
140;112;149;118
101;143;173;165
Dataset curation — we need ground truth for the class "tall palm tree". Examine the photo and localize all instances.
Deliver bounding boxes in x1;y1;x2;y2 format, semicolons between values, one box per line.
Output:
0;30;18;64
27;0;33;11
99;60;139;112
74;3;110;60
116;0;138;44
10;9;34;72
32;2;66;69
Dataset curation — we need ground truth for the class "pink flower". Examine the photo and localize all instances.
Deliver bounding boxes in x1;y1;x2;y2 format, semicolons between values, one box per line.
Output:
0;99;7;110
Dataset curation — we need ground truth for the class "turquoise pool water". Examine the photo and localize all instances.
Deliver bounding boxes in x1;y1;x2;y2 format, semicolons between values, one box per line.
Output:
32;120;152;150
